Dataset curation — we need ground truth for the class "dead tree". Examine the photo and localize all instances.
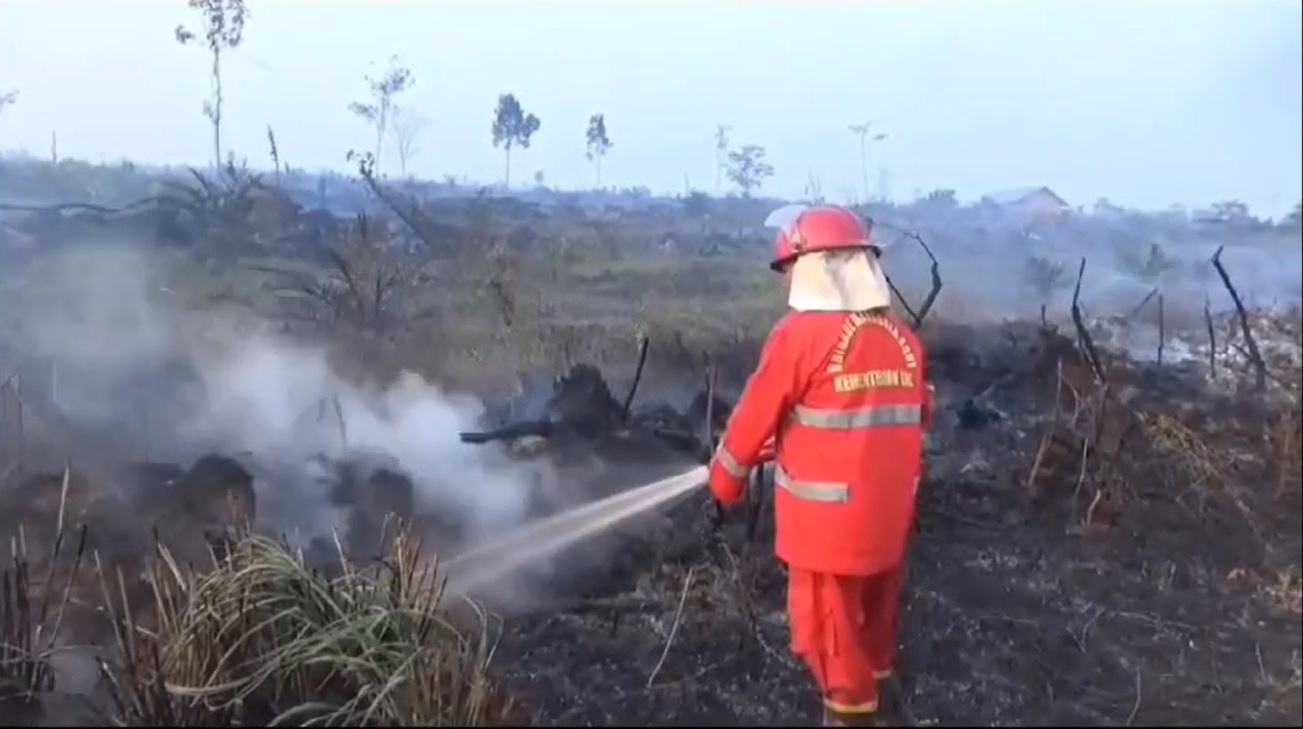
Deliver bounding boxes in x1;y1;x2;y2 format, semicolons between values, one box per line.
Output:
875;223;944;327
620;335;650;426
1210;246;1267;391
1156;294;1165;365
1069;258;1106;385
1203;292;1217;375
348;151;444;251
253;213;433;335
1123;287;1158;322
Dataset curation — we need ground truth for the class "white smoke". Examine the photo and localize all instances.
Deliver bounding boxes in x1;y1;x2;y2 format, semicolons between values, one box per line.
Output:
188;338;534;535
5;244;537;542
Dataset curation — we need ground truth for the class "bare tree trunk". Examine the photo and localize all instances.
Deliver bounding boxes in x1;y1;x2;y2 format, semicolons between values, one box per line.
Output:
211;46;224;169
595;156;602;188
374;104;389;176
504;146;512;188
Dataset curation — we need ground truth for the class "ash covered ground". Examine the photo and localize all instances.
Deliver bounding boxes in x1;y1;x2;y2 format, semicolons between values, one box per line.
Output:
485;316;1302;727
1;318;1300;726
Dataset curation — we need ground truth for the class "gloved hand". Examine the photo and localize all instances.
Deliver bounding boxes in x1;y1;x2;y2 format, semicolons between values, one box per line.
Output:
699;437;728;531
708;497;725;532
703;446;724;529
698;432;740;529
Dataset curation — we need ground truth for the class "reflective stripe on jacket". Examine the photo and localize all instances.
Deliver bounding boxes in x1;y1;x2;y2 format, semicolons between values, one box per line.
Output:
707;310;930;575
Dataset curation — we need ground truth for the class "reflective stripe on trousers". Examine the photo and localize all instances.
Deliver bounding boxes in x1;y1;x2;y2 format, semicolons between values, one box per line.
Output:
776;403;922;503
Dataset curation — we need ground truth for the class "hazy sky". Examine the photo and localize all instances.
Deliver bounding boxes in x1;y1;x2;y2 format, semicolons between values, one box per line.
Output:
1;0;1300;214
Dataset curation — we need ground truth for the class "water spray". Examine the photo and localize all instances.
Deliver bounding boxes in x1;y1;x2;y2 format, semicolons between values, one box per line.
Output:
443;465;708;595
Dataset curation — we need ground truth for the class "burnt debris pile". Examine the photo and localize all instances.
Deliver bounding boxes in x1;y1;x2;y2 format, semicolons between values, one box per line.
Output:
460;344;734;465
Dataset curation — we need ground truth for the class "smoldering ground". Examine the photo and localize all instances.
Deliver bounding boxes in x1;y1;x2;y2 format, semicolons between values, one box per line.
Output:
0;243;567;565
878;216;1302;339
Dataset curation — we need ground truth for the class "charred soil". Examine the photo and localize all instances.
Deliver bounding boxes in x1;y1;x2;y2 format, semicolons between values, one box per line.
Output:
1;319;1299;727
491;320;1302;727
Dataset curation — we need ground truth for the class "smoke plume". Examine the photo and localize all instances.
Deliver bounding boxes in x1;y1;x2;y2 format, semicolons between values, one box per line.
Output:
3;243;538;543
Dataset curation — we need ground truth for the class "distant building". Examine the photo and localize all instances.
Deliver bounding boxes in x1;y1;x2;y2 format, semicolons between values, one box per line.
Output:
983;186;1071;220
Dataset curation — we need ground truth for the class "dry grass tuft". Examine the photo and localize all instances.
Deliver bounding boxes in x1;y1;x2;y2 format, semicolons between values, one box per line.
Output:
1267;403;1302;496
1;551;56;709
1141;412;1235;493
99;530;516;727
1;467;86;717
1266;566;1302;617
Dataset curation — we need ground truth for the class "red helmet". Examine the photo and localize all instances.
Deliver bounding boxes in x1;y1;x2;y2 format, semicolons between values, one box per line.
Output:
766;205;878;272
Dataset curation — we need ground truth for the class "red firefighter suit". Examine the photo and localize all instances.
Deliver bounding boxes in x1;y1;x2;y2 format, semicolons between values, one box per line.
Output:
708;205;934;725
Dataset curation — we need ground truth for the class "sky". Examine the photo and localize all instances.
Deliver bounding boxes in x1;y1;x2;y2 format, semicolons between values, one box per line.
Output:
0;0;1300;215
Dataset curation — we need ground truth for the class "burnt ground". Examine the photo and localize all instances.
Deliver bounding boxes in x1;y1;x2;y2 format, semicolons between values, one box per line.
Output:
494;476;1299;726
491;322;1303;727
1;319;1299;727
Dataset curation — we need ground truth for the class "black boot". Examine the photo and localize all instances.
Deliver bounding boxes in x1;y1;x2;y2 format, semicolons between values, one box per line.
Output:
822;707;882;727
876;675;917;727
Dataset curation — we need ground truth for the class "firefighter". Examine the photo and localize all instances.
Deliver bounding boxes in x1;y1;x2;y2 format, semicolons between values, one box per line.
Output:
707;205;934;727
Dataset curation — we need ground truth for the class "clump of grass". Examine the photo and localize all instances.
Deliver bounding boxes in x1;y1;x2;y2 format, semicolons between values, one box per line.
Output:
1267;403;1302;497
1;548;56;709
1;466;87;714
100;530;516;726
